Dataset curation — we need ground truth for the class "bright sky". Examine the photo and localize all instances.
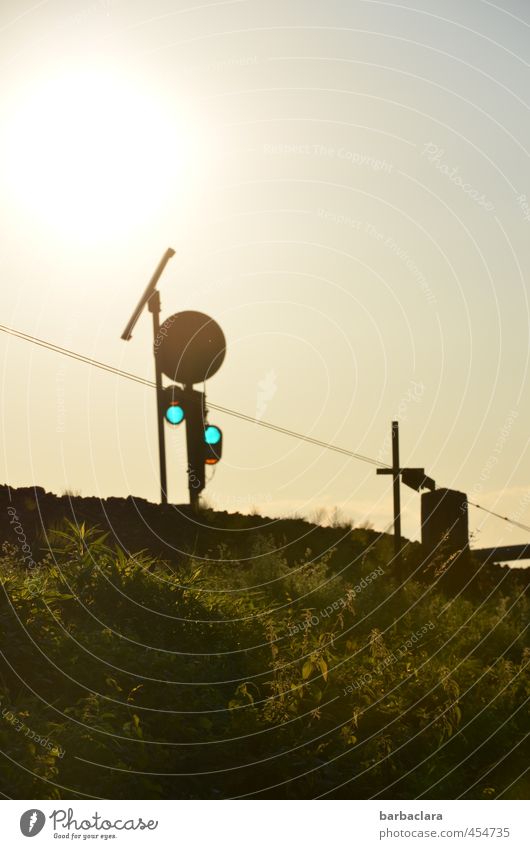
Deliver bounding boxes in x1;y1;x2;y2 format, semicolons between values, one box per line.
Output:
0;0;529;551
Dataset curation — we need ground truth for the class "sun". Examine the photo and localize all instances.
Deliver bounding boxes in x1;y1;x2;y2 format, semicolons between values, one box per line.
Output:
3;67;190;242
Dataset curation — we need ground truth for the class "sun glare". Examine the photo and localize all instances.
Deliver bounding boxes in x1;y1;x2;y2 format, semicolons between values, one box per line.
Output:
3;68;190;241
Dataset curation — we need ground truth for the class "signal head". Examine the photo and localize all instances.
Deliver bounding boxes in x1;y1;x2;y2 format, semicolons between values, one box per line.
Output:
204;425;222;445
161;385;185;426
204;424;222;464
165;403;185;425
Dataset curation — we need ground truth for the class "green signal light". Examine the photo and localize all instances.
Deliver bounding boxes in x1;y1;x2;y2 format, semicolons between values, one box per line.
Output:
204;425;221;445
165;404;185;425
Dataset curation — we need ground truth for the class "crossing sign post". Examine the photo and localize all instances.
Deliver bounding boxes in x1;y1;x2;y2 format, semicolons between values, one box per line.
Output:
377;421;436;567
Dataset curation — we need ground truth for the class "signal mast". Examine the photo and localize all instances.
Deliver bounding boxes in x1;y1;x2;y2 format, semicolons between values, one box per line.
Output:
121;249;226;508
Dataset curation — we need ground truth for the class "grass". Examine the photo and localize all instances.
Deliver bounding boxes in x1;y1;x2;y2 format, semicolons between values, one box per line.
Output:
0;517;528;799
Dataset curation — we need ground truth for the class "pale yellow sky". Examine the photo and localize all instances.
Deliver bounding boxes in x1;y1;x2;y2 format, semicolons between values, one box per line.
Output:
0;0;529;550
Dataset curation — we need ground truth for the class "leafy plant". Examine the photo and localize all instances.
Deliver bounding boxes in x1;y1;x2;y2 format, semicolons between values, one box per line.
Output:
0;519;528;800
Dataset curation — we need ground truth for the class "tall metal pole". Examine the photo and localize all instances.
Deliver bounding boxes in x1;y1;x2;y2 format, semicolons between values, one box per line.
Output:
376;420;402;566
392;420;402;564
148;290;168;505
179;385;208;512
121;248;175;505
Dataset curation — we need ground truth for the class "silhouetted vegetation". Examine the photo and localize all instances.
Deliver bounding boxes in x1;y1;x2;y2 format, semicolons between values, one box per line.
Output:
0;504;528;799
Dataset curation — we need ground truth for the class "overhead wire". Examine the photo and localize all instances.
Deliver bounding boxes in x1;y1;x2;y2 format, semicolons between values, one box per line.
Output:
0;322;388;468
468;501;530;535
2;322;530;534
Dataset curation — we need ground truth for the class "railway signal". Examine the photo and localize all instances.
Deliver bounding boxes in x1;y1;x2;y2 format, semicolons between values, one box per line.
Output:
121;250;227;508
